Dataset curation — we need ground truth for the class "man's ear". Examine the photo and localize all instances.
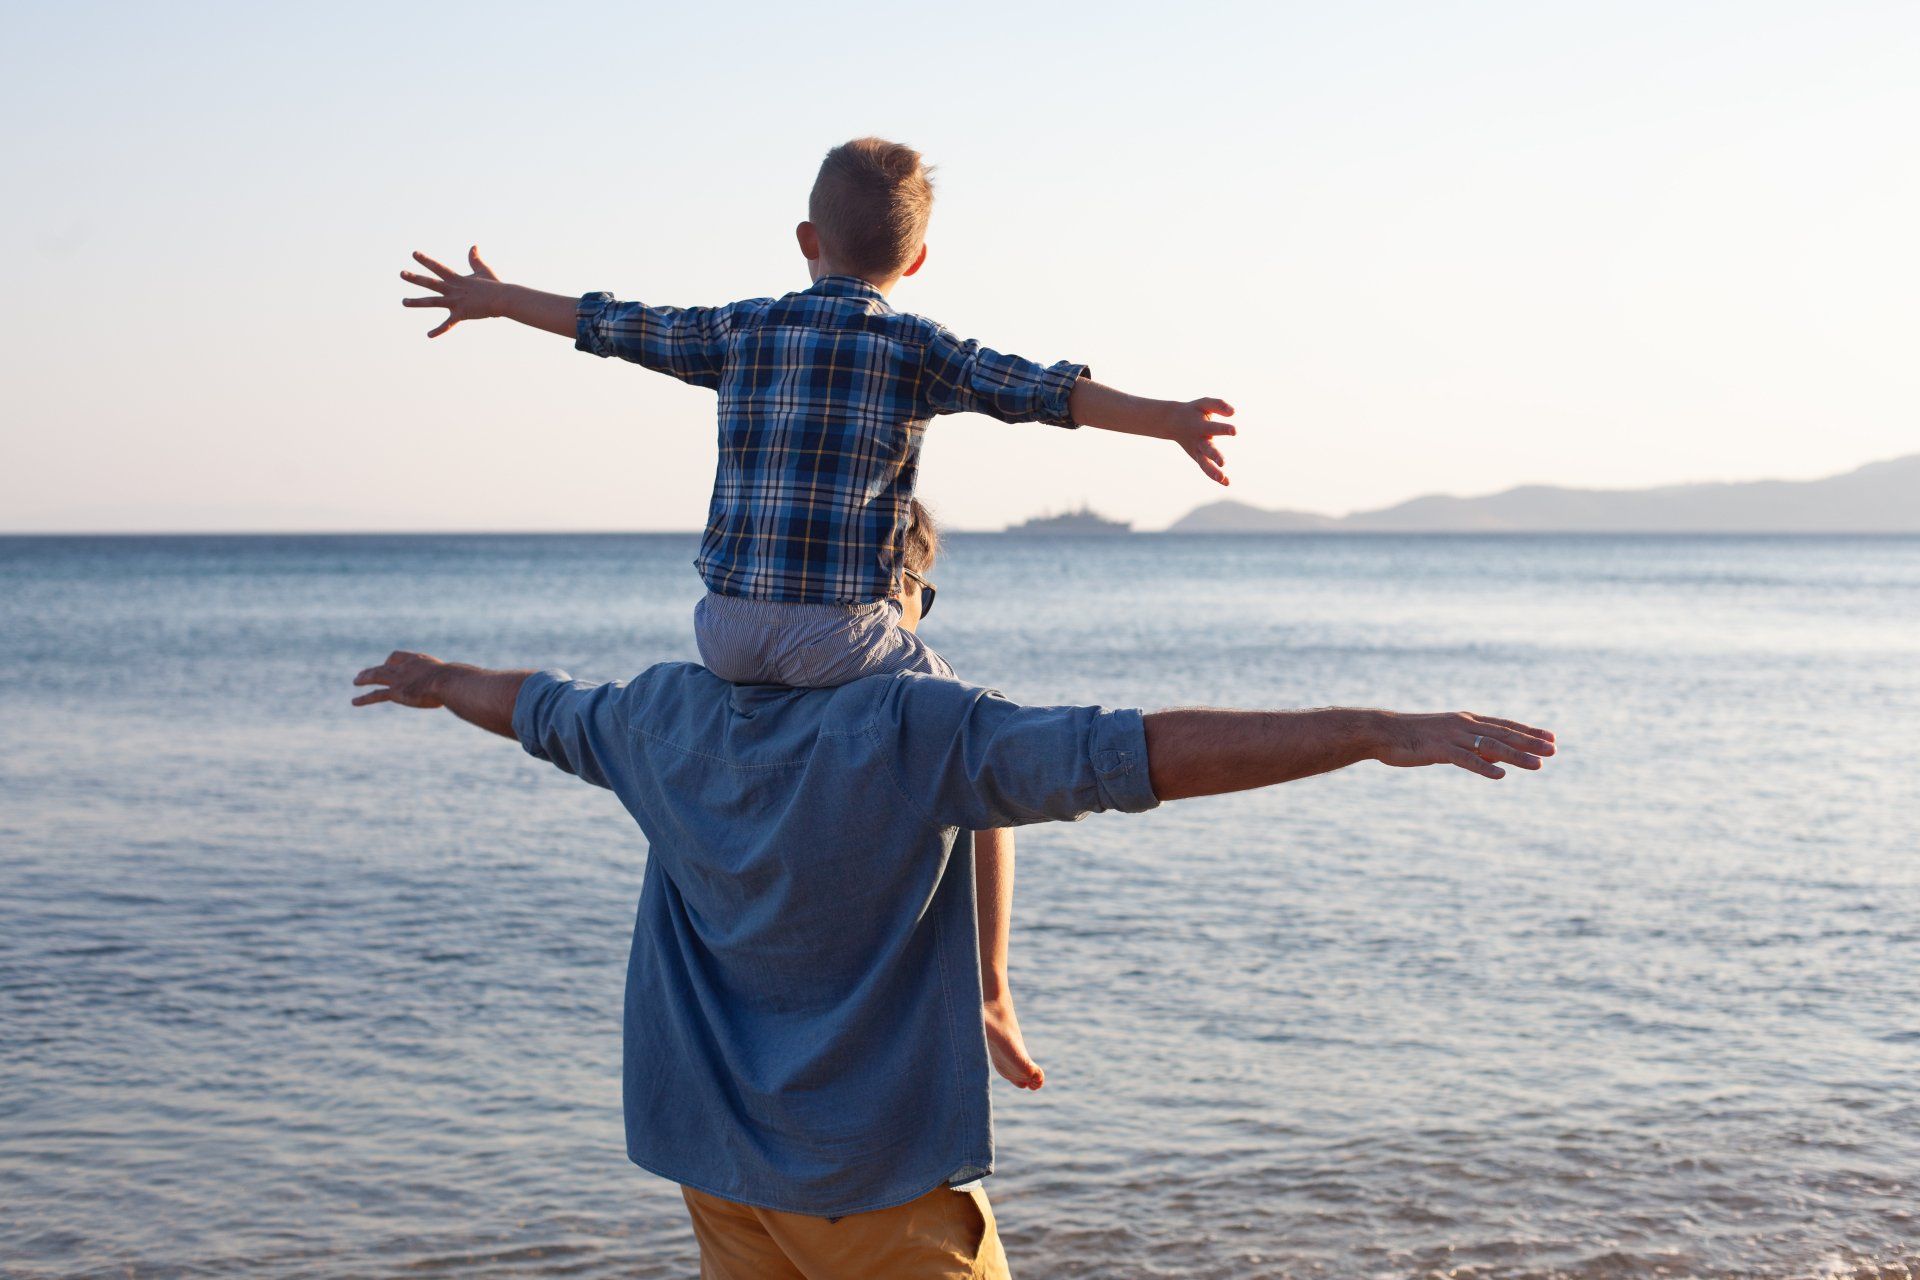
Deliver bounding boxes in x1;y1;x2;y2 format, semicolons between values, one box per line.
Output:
901;242;928;278
796;221;822;262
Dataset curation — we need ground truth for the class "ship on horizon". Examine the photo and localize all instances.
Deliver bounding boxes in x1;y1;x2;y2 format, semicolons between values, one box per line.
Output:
1006;505;1132;535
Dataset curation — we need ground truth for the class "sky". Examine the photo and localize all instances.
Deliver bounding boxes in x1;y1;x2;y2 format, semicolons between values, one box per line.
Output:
1;0;1915;532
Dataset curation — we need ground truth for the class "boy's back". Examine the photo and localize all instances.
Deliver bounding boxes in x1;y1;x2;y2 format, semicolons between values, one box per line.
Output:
399;134;1233;616
577;274;1084;604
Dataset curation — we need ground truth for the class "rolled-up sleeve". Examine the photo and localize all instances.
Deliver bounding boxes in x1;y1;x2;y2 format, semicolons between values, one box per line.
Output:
513;668;625;791
919;325;1087;427
875;678;1158;831
575;292;739;390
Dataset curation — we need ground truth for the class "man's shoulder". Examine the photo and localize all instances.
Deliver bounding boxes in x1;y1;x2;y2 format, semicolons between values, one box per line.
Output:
851;670;1008;729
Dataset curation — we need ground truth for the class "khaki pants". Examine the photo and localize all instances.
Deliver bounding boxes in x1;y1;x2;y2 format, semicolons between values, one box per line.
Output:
681;1182;1012;1280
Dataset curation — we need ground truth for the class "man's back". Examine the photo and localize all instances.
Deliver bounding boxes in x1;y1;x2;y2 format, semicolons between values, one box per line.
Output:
512;663;1159;1215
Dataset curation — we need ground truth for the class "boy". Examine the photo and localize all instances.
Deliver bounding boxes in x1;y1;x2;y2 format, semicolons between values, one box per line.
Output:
399;137;1237;1091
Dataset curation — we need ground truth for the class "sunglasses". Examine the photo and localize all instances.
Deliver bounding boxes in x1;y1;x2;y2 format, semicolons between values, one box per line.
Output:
903;568;937;618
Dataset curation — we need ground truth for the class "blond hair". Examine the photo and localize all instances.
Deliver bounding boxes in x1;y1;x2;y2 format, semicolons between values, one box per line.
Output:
902;499;940;575
808;137;934;280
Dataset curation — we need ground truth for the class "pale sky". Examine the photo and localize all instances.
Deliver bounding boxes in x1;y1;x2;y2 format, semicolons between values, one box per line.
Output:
2;1;1915;532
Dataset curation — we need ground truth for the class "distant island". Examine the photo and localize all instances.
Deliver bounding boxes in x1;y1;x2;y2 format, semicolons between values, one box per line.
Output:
1007;506;1132;535
1167;454;1920;534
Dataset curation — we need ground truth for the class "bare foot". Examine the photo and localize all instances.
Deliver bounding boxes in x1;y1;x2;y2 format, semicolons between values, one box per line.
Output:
983;994;1044;1090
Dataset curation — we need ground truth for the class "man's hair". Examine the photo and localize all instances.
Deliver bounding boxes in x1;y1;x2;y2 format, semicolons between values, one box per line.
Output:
902;499;940;575
808;137;934;280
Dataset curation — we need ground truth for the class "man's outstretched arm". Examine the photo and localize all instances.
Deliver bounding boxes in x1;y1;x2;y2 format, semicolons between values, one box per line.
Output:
887;683;1558;834
351;651;534;740
1143;706;1555;801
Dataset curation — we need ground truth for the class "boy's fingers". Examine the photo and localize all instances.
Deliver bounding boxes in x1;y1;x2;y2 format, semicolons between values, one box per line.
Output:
468;246;498;279
400;270;448;293
1199;398;1235;417
427;318;456;338
402;297;450;308
413;250;459;280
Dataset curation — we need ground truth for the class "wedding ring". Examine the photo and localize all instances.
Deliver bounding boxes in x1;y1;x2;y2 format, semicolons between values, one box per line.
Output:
1471;734;1485;754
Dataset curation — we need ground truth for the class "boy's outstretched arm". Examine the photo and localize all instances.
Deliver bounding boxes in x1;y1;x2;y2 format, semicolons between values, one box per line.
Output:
1069;378;1236;486
921;331;1238;487
400;247;577;340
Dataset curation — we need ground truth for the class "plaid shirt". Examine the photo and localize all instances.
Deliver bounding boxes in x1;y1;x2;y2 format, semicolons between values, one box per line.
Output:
577;276;1087;603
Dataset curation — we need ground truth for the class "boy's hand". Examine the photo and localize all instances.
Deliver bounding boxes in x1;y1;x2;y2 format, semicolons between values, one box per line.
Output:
400;246;504;338
1067;379;1238;486
1167;398;1236;486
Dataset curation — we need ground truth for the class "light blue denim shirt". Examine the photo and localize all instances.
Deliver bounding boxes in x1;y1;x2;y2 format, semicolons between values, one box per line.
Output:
512;664;1159;1217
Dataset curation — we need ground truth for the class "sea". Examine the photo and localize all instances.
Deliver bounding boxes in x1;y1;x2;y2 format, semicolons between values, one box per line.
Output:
3;533;1917;1279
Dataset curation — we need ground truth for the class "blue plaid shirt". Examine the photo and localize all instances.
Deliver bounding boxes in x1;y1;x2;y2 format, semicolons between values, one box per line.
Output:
577;276;1088;603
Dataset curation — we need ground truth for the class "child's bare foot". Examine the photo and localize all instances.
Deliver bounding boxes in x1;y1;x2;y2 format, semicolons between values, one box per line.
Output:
983;994;1044;1090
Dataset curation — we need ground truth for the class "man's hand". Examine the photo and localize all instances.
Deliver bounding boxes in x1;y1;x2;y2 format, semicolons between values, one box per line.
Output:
352;650;452;708
401;247;505;339
1373;712;1557;780
1164;397;1236;486
352;651;531;739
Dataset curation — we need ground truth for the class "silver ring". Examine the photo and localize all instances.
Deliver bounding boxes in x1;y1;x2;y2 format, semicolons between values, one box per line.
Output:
1471;734;1485;754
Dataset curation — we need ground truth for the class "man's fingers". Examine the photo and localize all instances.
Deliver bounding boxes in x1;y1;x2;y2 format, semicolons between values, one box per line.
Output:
1474;717;1551;744
399;270;448;293
412;250;459;280
468;245;498;279
402;296;451;309
352;666;390;687
1448;745;1505;779
1475;722;1555;757
1473;736;1543;770
427;318;457;338
352;689;395;707
1474;714;1556;743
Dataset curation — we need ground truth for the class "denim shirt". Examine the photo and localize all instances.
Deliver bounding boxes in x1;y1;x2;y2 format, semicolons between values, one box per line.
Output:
512;665;1159;1217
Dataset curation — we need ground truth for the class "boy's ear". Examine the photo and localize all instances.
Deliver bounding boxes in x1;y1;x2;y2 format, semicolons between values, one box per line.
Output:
901;243;928;278
796;221;822;262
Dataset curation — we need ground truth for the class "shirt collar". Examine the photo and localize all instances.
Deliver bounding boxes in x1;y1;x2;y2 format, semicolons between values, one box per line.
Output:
807;274;892;305
726;681;811;718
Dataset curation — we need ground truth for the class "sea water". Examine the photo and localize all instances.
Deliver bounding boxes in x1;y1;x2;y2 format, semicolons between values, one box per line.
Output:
3;533;1916;1278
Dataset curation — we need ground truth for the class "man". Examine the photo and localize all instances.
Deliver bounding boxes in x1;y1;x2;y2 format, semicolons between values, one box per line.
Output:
351;518;1555;1279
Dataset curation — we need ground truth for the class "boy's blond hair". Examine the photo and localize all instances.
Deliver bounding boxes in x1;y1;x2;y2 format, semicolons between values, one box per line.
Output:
809;138;934;280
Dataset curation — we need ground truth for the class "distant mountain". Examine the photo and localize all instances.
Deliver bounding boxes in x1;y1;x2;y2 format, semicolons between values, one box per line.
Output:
1168;454;1920;533
1008;506;1132;534
1163;500;1338;532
